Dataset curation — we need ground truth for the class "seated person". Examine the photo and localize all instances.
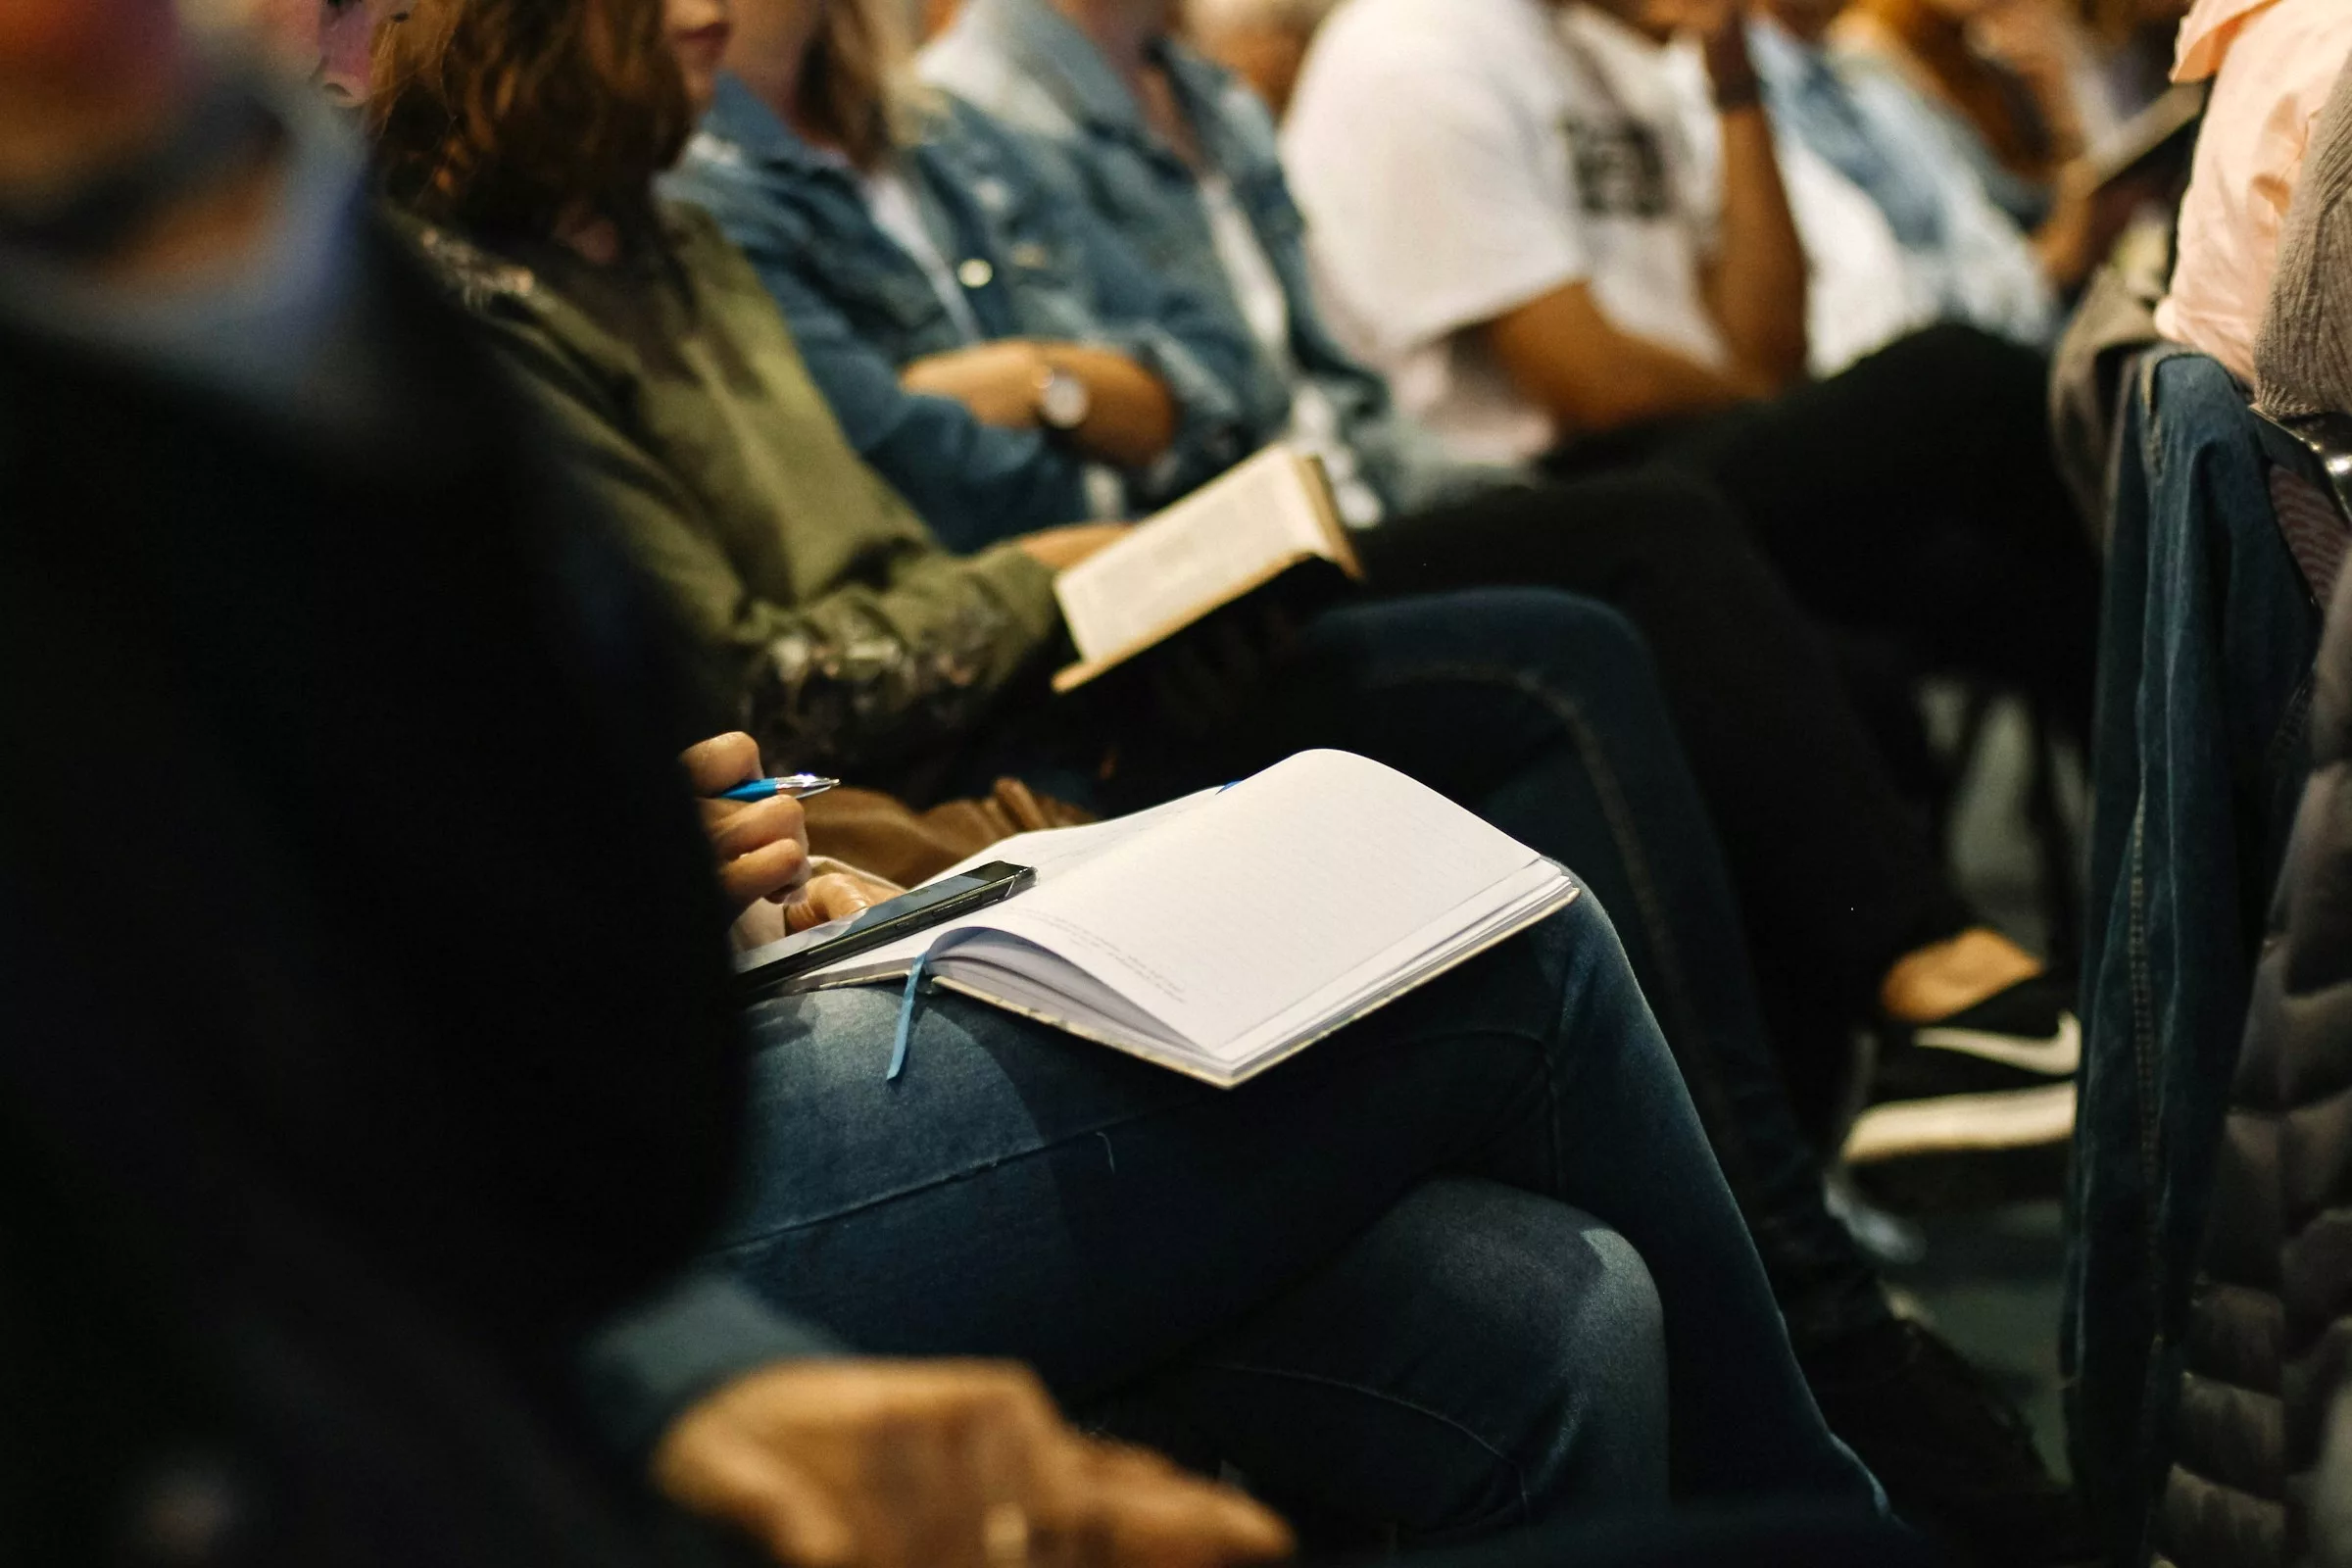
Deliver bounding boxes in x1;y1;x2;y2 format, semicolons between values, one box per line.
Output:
0;8;1287;1564
1267;0;2101;749
696;0;2083;1179
1742;0;2127;346
2152;0;2352;385
681;728;1879;1537
365;0;2058;1556
1835;0;2113;222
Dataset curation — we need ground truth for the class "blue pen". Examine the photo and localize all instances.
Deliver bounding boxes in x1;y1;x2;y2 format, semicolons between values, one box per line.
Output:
718;774;841;803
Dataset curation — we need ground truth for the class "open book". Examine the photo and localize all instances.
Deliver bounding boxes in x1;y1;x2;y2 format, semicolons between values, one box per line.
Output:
1053;444;1364;693
787;751;1579;1087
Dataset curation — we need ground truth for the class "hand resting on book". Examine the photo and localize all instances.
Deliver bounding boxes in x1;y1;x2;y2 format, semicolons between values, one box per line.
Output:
1019;522;1131;573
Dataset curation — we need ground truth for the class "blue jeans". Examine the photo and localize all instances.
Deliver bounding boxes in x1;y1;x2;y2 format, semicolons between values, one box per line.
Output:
1183;590;1888;1354
2068;352;2322;1558
713;893;1880;1540
955;589;1887;1354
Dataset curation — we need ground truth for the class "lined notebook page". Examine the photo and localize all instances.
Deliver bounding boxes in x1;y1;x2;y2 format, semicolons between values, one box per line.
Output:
972;751;1544;1049
1054;447;1333;662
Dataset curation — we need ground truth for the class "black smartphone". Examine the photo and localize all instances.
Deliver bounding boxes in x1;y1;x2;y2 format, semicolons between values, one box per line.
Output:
733;860;1036;997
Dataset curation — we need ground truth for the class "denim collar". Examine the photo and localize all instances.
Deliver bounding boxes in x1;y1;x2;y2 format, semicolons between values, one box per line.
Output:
697;72;856;184
956;0;1211;165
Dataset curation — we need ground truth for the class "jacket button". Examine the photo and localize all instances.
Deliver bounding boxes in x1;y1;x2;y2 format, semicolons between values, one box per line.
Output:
956;258;995;289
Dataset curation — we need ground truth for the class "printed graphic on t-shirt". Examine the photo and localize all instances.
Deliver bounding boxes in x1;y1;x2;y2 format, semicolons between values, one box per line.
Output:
1563;118;1672;219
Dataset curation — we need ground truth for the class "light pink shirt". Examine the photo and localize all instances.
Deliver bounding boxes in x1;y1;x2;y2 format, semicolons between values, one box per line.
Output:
2155;0;2352;381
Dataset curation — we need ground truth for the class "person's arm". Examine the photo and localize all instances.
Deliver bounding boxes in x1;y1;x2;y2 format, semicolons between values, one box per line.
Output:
897;337;1178;467
677;171;1104;551
485;325;1064;773
1684;7;1808;388
1481;279;1772;436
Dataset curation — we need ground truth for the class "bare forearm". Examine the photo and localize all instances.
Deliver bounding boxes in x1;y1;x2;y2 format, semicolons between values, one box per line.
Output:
1708;104;1809;386
1041;344;1176;467
1696;18;1806;388
1485;287;1767;439
898;340;1175;468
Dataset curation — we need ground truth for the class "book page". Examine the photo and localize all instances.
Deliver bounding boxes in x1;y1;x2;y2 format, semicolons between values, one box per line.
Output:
968;751;1550;1052
1054;446;1338;663
789;788;1222;983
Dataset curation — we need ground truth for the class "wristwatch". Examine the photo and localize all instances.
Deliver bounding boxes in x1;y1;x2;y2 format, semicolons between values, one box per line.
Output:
1035;363;1094;432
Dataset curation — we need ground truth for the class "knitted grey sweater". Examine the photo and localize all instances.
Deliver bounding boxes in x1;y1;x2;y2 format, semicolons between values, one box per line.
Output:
2255;55;2352;419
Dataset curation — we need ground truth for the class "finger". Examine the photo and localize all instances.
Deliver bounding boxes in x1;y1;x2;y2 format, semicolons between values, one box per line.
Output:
798;872;883;928
1079;1445;1294;1568
721;838;813;910
680;732;763;796
708;794;810;862
658;1431;862;1568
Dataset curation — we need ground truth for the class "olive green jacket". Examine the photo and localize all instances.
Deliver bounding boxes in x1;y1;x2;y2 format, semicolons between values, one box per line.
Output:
403;204;1061;773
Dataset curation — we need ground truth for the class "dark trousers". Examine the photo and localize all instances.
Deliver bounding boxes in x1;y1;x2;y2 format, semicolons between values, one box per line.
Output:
1547;324;2102;744
1356;471;1976;1131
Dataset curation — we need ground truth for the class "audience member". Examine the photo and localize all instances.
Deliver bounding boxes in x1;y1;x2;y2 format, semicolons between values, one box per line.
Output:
0;5;1290;1565
1835;0;2099;221
364;0;1905;1535
1274;0;2102;760
2153;0;2352;385
1743;0;2121;345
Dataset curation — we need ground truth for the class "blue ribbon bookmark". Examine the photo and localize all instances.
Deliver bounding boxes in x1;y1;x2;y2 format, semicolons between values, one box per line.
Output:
887;948;935;1082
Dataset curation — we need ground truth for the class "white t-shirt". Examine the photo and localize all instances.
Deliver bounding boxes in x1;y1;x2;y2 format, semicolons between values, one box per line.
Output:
1283;0;1728;464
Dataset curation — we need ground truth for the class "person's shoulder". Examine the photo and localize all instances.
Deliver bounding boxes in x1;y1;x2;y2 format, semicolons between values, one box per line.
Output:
387;208;545;320
1301;0;1544;107
919;30;1079;140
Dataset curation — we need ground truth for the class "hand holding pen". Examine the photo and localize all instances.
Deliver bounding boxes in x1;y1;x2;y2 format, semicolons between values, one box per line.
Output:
680;735;834;915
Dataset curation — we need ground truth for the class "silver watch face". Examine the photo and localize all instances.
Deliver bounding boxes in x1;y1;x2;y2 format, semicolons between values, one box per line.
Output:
1039;368;1093;431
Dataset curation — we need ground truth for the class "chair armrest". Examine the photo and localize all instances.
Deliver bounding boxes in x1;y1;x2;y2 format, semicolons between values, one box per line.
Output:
2255;410;2352;527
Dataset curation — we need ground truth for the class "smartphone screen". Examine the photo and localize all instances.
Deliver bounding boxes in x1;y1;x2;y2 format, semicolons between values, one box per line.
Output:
734;861;1035;995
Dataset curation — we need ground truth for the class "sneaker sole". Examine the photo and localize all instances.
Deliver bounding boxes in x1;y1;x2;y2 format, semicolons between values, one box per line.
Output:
1843;1083;2077;1164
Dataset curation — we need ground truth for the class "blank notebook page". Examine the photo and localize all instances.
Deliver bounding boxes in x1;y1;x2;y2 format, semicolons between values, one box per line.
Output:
971;751;1542;1050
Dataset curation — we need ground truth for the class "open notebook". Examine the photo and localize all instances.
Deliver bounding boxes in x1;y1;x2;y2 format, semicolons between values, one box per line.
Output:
785;751;1579;1087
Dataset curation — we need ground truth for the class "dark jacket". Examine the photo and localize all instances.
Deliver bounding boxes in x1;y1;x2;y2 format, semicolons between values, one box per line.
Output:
2156;544;2352;1568
0;198;820;1565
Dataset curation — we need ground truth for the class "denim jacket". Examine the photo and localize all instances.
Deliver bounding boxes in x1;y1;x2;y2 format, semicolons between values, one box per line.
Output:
923;0;1505;517
665;75;1260;554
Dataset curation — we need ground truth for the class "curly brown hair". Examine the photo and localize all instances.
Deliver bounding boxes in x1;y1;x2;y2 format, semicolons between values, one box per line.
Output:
368;0;691;243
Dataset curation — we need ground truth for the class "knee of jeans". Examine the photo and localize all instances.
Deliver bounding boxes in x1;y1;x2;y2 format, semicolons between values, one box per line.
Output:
1463;588;1658;688
1391;1180;1670;1532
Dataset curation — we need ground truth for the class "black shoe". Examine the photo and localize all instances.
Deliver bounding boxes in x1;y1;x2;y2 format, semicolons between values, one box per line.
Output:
1801;1318;2101;1567
1846;973;2079;1169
